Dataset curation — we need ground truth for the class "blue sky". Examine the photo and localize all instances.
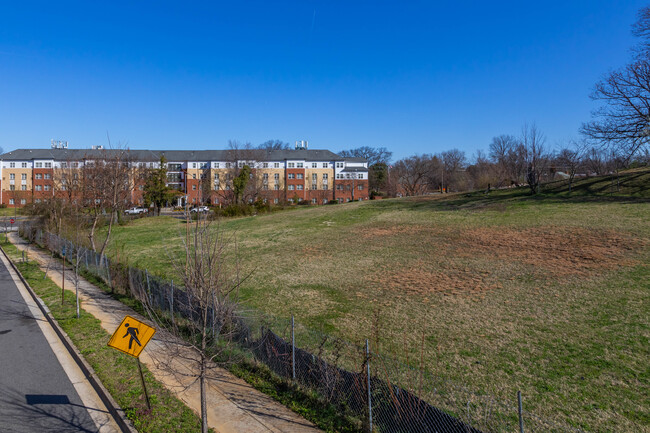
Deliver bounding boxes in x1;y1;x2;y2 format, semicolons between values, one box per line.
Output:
0;1;646;161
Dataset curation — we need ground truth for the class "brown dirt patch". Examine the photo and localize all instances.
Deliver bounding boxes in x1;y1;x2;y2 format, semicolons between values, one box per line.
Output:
367;261;497;297
365;226;643;297
457;227;641;277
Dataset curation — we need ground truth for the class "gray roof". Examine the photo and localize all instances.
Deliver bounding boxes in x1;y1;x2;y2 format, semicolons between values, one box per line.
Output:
0;148;359;163
341;167;369;173
343;157;367;163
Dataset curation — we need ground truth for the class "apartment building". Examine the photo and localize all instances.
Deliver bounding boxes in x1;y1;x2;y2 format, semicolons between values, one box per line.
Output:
0;146;369;207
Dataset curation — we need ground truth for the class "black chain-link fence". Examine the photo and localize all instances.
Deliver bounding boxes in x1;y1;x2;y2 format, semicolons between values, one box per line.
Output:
20;224;586;433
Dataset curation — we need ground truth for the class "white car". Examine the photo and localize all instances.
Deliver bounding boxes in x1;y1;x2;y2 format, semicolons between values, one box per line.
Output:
190;206;210;213
124;207;148;215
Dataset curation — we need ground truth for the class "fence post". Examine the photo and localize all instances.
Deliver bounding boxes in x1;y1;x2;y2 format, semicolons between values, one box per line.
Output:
170;280;175;326
145;269;151;305
291;315;296;380
366;339;372;433
518;390;524;433
105;255;112;292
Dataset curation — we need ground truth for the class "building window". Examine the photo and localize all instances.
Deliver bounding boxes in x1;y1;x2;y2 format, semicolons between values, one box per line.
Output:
312;163;317;168
9;185;15;191
323;198;328;204
274;184;279;190
288;162;295;168
274;173;279;181
35;174;42;179
323;163;328;168
274;162;280;168
21;199;26;205
263;185;269;190
35;185;42;191
322;184;328;190
35;199;41;203
21;185;27;191
288;173;295;179
9;174;15;180
336;184;343;190
312;174;317;182
44;173;51;179
322;173;328;181
35;162;43;168
9;163;15;168
21;174;27;180
288;185;295;190
192;174;196;179
22;162;27;168
358;185;364;190
238;161;244;168
312;184;317;190
297;162;304;168
297;185;304;190
9;199;14;205
263;163;269;168
296;173;303;179
311;198;317;204
336;162;344;168
274;198;279;204
45;162;52;168
214;162;220;168
72;162;79;168
192;185;197;190
192;163;196;168
358;174;363;179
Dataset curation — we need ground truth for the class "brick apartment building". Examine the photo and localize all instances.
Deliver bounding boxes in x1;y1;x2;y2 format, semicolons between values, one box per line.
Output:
0;143;369;207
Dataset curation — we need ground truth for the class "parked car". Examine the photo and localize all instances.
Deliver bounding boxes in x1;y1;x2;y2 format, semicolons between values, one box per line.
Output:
190;206;210;213
124;207;148;215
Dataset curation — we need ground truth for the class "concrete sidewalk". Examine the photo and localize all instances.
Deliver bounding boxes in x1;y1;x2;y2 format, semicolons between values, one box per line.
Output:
10;233;322;433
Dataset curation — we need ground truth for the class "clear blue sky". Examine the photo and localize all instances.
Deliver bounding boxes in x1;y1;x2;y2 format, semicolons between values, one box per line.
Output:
0;1;646;161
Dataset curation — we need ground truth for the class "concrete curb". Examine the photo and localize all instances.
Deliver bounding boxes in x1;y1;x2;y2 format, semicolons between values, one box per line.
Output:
0;243;138;433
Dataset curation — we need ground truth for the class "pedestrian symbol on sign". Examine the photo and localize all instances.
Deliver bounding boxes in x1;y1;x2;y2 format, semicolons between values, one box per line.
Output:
108;315;155;358
123;322;142;350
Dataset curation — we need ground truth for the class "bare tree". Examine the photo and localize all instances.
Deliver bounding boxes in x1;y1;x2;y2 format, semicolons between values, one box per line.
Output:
393;154;434;196
556;140;587;193
521;124;549;194
339;146;393;165
141;217;246;433
489;134;524;186
96;146;135;258
439;149;467;192
582;6;650;160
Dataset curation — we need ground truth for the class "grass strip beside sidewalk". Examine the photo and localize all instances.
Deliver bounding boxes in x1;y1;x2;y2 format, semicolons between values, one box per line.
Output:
1;240;207;433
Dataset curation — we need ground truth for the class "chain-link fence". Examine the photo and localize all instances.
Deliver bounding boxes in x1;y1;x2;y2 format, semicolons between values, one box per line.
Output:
19;224;586;433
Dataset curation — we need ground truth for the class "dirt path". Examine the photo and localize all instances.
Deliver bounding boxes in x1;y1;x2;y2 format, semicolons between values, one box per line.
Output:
10;233;322;433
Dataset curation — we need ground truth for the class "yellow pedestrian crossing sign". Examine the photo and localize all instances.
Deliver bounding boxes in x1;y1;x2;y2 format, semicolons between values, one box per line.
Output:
108;315;156;358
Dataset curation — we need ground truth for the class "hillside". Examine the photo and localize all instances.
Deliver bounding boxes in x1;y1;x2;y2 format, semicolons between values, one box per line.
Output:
99;169;650;432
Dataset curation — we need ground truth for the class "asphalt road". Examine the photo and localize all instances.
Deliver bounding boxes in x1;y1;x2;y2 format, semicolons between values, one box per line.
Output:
0;256;100;432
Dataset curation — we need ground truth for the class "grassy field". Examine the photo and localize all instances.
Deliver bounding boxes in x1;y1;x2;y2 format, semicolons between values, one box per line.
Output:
93;170;649;432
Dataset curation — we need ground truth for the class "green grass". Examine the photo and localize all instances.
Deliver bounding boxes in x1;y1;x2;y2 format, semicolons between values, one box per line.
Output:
0;240;208;433
82;170;650;432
